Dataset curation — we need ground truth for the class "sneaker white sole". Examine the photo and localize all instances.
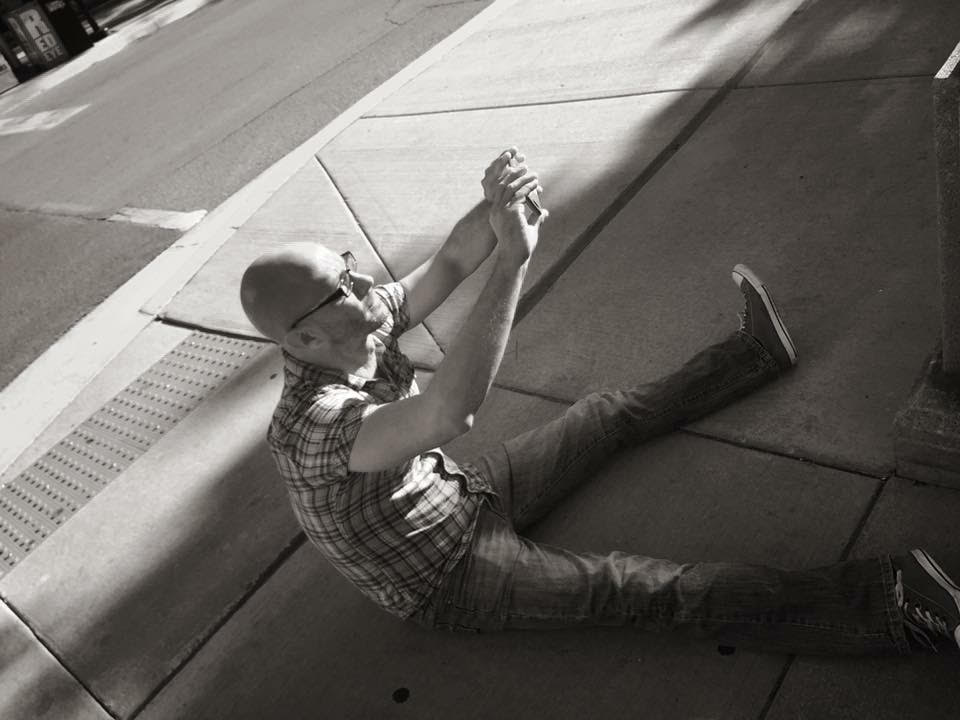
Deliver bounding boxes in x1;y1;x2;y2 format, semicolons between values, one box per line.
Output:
912;548;960;648
732;263;798;366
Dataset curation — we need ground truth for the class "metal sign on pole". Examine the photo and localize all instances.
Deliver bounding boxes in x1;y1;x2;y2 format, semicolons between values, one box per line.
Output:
893;41;960;490
934;43;960;375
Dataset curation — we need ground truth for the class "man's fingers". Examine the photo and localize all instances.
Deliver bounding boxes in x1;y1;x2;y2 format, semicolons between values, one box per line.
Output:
490;164;527;194
506;170;538;197
484;147;517;179
496;152;522;182
483;148;541;208
497;147;518;170
514;182;541;207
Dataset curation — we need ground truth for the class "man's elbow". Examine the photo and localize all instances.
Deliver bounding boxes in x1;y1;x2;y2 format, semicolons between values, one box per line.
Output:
438;411;474;443
457;413;476;434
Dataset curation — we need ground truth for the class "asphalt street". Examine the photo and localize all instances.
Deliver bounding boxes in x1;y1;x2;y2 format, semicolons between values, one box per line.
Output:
0;0;493;391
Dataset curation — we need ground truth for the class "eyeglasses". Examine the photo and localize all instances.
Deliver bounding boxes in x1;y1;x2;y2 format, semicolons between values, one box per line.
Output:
289;251;357;330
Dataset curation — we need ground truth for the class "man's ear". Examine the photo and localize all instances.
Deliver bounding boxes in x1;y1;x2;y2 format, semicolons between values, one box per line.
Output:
283;325;329;352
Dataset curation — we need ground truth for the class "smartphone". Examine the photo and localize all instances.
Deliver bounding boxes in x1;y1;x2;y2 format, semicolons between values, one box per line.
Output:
509;155;543;218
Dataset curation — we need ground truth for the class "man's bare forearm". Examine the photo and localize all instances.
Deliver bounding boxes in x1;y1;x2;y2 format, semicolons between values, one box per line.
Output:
422;148;542;434
436;201;498;279
425;248;527;431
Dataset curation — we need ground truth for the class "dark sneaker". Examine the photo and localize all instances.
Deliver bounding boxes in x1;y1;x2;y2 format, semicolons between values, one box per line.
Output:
895;548;960;652
731;264;797;370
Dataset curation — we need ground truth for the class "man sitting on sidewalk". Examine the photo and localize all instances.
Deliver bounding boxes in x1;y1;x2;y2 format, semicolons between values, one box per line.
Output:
240;147;959;656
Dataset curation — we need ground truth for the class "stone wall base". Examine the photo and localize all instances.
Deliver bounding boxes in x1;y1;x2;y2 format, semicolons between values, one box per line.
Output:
894;344;960;489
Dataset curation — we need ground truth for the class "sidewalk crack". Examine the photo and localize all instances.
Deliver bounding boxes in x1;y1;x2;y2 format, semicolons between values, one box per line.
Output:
0;596;120;719
127;532;307;718
756;656;796;720
315;156;448;354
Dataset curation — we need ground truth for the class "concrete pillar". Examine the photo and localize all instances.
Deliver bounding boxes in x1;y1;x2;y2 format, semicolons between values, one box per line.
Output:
893;42;960;489
935;43;960;374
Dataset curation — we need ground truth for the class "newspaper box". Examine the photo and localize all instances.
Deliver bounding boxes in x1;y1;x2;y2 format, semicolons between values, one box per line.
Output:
0;52;17;93
4;1;69;70
0;34;19;93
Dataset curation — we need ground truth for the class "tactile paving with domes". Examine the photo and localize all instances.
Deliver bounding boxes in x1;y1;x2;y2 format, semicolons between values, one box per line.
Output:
0;331;265;577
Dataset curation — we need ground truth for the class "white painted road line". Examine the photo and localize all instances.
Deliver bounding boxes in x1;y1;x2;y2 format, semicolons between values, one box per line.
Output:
0;0;521;480
0;105;88;135
108;207;207;231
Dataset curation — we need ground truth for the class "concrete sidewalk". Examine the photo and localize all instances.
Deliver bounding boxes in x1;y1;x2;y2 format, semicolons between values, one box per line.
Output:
4;0;960;717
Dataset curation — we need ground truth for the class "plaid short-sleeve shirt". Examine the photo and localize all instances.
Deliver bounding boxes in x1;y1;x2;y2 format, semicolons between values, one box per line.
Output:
267;281;496;618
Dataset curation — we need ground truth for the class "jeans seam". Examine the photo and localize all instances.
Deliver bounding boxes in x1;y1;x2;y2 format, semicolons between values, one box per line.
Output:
515;423;622;522
508;609;592;622
880;555;911;655
498;440;518;523
682;615;891;634
736;329;781;371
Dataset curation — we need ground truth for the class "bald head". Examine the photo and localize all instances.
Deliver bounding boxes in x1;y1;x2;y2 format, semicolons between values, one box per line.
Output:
240;243;343;343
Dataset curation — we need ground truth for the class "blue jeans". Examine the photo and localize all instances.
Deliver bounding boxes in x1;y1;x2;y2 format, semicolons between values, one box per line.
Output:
412;331;910;656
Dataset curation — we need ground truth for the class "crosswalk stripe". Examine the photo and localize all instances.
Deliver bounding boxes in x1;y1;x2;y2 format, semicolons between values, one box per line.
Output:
107;207;208;231
0;105;89;135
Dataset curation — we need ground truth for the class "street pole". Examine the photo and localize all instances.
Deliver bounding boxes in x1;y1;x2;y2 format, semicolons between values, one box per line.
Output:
893;40;960;489
934;43;960;375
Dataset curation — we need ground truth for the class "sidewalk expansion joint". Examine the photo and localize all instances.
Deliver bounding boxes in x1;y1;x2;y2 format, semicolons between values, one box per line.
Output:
128;532;307;718
756;656;796;720
839;478;888;562
490;380;578;407
737;73;933;92
679;426;892;482
316;156;449;354
156;315;270;344
0;596;120;720
362;87;725;120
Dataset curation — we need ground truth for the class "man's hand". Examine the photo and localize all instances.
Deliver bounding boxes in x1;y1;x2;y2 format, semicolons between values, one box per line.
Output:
482;147;548;264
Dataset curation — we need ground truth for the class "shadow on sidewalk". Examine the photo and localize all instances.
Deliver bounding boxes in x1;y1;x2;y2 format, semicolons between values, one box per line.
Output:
10;1;960;718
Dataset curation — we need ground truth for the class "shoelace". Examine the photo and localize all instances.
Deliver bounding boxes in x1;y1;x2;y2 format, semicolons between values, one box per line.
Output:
895;569;953;653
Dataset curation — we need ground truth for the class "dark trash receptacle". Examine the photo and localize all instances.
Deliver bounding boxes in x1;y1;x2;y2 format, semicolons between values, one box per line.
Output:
0;23;31;82
41;0;91;56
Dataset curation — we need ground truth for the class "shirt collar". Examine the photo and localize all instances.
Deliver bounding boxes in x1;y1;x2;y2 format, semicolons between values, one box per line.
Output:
282;348;378;391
